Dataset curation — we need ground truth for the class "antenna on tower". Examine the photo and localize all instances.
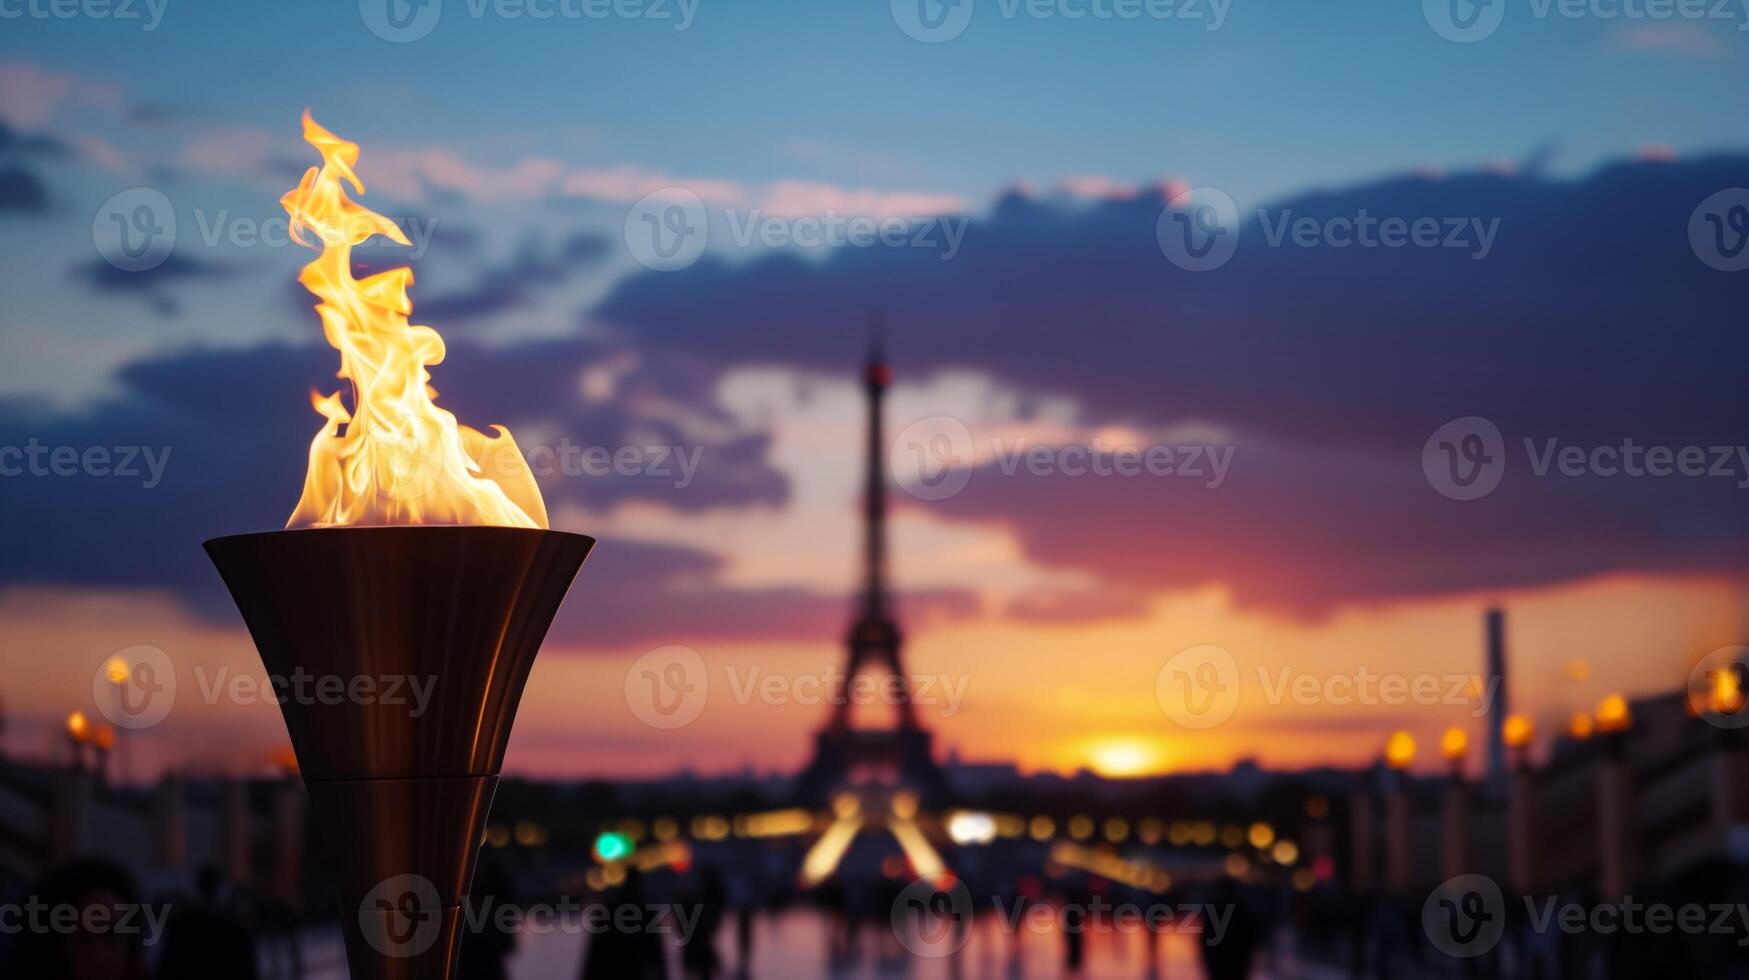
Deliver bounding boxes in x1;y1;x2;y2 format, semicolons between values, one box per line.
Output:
866;309;887;367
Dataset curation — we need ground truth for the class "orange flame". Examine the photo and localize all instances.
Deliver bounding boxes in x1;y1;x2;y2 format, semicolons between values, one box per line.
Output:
281;112;546;529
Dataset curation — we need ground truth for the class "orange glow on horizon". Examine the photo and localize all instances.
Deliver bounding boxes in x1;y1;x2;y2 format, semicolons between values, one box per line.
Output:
1083;737;1167;777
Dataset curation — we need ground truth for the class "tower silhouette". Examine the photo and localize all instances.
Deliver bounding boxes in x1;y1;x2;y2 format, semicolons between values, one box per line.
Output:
795;334;946;805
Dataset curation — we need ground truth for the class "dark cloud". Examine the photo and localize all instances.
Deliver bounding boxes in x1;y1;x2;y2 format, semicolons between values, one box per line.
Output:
0;121;72;159
926;434;1746;617
0;338;820;648
126;102;184;126
69;253;235;317
418;232;609;325
597;154;1749;614
598;156;1749;452
0;167;48;212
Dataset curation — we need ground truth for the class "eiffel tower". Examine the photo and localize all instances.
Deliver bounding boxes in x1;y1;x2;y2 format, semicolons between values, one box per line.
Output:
794;335;947;807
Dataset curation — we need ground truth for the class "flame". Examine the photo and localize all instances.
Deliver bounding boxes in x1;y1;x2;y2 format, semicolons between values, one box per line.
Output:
280;112;546;529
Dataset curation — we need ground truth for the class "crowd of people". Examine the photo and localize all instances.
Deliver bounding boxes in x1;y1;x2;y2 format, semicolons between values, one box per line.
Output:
6;853;1743;978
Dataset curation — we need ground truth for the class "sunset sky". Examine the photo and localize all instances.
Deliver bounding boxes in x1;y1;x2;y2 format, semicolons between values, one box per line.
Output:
2;1;1747;783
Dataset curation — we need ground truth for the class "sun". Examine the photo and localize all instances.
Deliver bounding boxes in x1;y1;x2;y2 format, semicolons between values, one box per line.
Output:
1085;737;1166;778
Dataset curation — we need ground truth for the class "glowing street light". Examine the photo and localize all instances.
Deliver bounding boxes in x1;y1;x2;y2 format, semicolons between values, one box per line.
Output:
1440;726;1469;767
1595;694;1632;735
1710;667;1745;717
1501;714;1532;749
947;811;997;845
1502;713;1533;769
1384;731;1416;770
1569;712;1595;741
1247;821;1274;849
593;831;635;863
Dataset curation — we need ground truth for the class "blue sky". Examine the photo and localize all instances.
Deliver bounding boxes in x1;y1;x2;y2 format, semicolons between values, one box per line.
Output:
8;0;1748;204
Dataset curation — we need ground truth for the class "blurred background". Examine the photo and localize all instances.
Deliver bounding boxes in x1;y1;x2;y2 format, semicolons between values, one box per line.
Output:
1;1;1748;977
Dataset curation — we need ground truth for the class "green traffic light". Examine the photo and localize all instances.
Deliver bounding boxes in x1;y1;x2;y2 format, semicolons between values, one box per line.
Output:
594;831;635;862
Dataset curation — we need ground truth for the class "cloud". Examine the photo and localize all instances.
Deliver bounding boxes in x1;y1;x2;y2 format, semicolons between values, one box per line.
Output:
557;165;742;206
177;126;308;185
1612;23;1726;58
0;61;122;130
417;232;610;325
594;154;1749;615
0;166;48;212
69;253;235;317
0;339;847;648
751;181;967;219
0;120;72;159
71;134;128;174
1003;586;1152;623
927;433;1745;616
336;140;965;219
546;538;977;648
366;148;567;203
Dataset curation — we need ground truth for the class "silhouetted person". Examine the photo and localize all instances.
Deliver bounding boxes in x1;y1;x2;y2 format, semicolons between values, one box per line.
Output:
457;853;516;980
2;858;149;980
1200;876;1262;980
820;879;849;966
579;870;666;980
154;865;258;980
725;871;754;979
680;865;727;979
252;892;303;980
1060;881;1090;975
